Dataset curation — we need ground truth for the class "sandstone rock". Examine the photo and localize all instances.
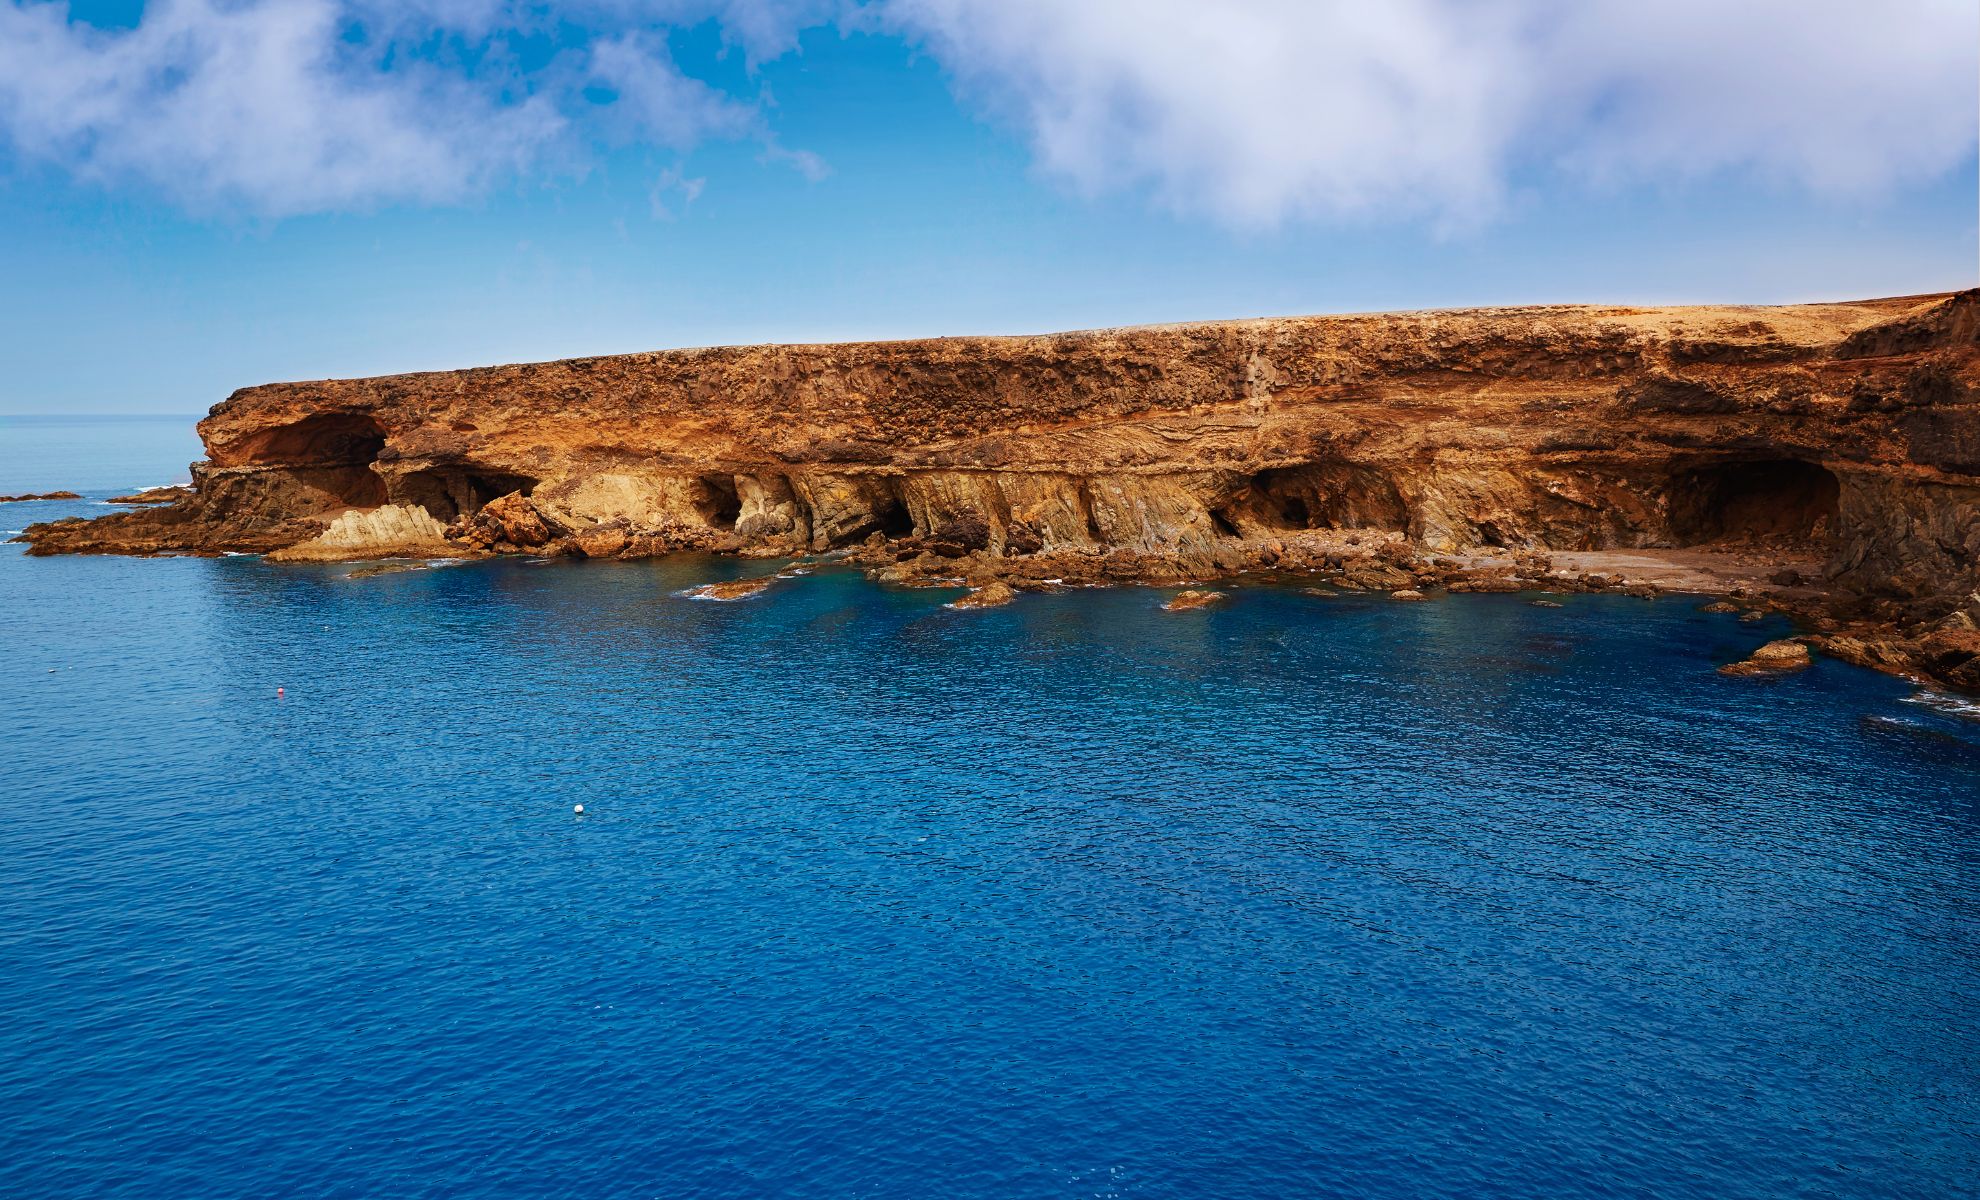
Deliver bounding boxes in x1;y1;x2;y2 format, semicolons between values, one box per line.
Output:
570;525;630;559
267;504;456;562
1341;561;1416;591
345;562;433;579
1751;640;1812;664
0;491;80;502
1740;610;1766;622
1003;521;1045;556
1447;576;1525;594
684;577;776;601
107;486;193;505
1719;639;1813;675
1390;589;1427;601
456;491;553;549
1699;601;1741;613
951;581;1017;609
617;522;728;562
1163;589;1225;612
926;515;990;558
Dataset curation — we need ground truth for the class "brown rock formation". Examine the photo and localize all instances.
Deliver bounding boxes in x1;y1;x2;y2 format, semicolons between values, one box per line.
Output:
684;577;778;602
1719;639;1815;676
17;291;1980;688
1;491;80;502
107;485;194;505
1164;589;1226;612
951;581;1018;609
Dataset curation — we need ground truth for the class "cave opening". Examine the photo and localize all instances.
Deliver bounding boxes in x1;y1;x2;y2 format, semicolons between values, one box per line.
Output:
1668;459;1840;545
876;494;917;538
232;413;386;468
395;468;539;522
693;475;741;531
228;413;388;509
1226;464;1407;533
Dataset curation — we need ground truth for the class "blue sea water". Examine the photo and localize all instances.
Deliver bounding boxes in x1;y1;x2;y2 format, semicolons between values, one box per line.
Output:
3;418;1978;1199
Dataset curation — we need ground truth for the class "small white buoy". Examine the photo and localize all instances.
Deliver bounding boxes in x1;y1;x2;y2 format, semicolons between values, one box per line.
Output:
573;804;584;815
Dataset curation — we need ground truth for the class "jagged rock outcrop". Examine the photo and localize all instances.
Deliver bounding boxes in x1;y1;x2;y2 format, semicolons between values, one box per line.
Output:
18;291;1980;688
266;504;458;562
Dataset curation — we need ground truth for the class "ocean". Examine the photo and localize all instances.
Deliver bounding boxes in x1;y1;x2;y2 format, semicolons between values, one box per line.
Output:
3;417;1977;1199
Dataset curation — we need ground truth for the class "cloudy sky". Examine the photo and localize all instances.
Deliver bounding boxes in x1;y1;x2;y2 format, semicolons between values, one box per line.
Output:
0;0;1974;413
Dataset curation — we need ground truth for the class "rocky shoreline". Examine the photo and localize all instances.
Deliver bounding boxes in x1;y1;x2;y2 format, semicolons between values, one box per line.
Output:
16;291;1979;692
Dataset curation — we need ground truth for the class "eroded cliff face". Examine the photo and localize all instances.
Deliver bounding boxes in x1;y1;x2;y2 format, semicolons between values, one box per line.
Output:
21;292;1980;686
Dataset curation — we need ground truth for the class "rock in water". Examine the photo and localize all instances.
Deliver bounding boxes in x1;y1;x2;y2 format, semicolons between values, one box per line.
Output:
684;577;776;602
1164;589;1225;612
1719;639;1814;676
951;582;1017;609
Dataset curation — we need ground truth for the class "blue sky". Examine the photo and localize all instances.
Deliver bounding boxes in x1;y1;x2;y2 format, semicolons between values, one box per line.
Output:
0;1;1974;415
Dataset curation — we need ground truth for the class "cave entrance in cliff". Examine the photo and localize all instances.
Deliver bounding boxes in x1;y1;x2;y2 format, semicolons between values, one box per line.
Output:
1220;464;1407;534
693;475;741;531
395;468;538;522
1668;459;1840;545
234;413;388;508
875;493;918;542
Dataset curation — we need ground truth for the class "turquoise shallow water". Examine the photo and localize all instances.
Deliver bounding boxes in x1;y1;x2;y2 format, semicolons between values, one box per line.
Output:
2;420;1978;1199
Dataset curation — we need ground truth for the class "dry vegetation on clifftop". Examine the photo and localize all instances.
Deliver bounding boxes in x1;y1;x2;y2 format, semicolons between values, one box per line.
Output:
20;292;1980;690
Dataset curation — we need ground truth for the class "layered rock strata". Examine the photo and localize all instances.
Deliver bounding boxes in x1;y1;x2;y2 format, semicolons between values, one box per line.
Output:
19;292;1980;688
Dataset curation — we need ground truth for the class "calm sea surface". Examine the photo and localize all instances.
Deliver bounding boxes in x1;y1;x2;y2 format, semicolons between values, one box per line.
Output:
3;418;1977;1199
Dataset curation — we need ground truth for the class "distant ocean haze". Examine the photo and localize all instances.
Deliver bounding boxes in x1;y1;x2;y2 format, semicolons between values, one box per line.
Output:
0;414;203;496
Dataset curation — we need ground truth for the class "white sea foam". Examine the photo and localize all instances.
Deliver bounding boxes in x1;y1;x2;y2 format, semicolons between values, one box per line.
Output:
1900;689;1980;722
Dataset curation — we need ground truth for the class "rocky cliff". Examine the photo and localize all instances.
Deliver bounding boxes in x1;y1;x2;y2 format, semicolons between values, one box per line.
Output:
21;292;1980;689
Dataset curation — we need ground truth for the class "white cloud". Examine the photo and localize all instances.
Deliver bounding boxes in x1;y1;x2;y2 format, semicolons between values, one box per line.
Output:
0;0;823;217
589;31;762;149
879;0;1980;226
1536;1;1979;196
0;0;563;216
0;1;1970;225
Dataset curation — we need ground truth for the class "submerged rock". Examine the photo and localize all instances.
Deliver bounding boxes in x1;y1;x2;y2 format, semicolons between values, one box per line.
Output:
1699;600;1741;614
344;562;434;579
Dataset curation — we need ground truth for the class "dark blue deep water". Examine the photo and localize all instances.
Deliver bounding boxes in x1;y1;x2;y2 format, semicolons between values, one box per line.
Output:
3;419;1978;1199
